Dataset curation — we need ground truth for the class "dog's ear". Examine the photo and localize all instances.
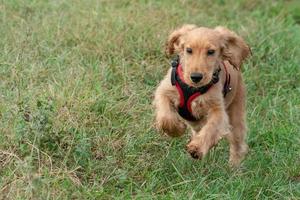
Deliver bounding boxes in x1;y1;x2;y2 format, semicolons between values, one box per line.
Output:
165;24;197;56
215;26;251;70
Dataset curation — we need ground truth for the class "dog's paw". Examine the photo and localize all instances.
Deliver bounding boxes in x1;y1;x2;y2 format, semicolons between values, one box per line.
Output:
186;142;203;159
186;134;221;159
229;143;249;167
156;115;186;137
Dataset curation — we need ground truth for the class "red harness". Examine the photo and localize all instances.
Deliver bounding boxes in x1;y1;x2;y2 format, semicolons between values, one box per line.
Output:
171;57;231;121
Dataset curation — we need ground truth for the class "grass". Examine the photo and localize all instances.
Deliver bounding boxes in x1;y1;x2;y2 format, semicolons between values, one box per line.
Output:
0;0;300;199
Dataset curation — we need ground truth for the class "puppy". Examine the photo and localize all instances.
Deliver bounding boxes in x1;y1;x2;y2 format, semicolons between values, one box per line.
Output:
153;25;251;166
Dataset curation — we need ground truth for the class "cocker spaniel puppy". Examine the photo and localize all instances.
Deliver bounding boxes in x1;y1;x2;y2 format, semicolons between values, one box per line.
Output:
153;25;251;166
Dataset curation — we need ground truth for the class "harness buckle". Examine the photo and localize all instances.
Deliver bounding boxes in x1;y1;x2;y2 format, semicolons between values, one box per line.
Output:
211;68;221;84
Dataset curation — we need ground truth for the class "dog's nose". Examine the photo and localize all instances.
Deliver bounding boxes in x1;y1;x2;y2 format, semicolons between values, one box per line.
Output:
190;73;203;83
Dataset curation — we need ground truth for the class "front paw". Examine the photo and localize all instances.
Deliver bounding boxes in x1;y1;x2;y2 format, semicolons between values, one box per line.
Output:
186;142;203;159
186;135;221;159
156;115;186;137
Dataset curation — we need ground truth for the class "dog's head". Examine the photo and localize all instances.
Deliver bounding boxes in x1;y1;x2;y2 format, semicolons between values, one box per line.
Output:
166;25;251;87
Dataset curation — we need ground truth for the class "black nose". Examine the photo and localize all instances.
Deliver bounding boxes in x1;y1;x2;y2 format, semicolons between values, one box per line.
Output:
190;73;203;83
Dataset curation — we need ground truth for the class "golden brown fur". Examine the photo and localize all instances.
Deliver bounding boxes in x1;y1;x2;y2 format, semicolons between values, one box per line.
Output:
154;25;251;166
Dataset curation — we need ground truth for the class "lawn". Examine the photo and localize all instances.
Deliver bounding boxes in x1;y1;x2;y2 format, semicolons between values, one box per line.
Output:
0;0;300;199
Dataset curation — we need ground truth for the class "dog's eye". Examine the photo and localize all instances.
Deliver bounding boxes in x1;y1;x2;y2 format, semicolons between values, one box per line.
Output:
186;48;193;54
207;49;215;56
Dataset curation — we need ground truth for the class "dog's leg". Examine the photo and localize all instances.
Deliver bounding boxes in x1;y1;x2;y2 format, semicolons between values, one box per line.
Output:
186;103;230;159
226;83;248;167
154;85;186;137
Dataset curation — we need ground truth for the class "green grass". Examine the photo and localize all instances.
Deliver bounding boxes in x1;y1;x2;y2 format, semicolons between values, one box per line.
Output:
0;0;300;199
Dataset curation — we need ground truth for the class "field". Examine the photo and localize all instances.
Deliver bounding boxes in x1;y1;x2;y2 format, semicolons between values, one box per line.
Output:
0;0;300;199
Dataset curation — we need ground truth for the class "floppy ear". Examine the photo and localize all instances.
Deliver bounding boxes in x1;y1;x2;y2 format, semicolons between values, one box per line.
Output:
215;26;251;70
165;24;197;56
